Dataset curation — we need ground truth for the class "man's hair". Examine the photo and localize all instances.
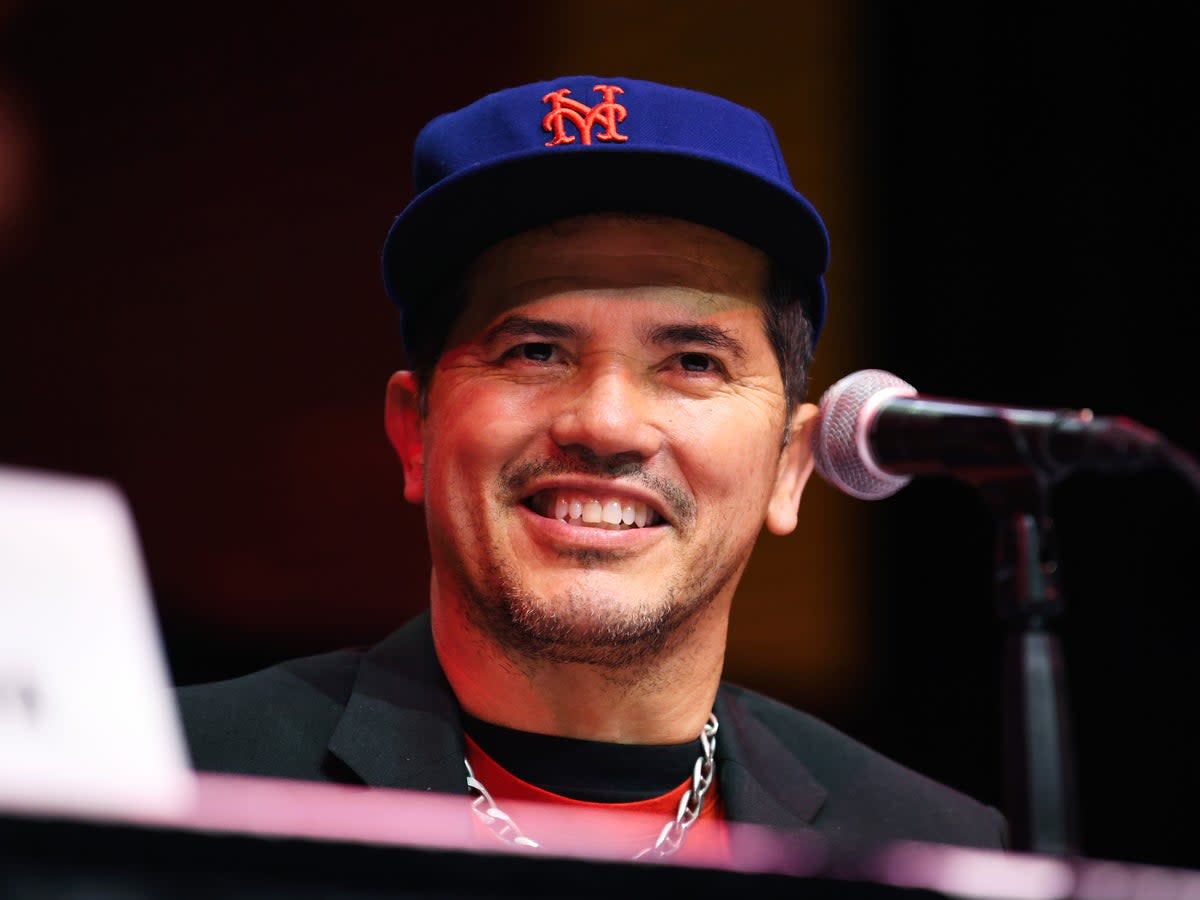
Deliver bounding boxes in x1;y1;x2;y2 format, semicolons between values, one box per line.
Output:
763;262;816;416
408;258;815;424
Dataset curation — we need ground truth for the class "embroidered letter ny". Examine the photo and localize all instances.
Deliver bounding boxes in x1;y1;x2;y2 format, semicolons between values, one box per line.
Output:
542;85;629;147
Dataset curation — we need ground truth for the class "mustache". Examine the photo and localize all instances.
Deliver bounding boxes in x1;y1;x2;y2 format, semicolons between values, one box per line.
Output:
501;453;695;527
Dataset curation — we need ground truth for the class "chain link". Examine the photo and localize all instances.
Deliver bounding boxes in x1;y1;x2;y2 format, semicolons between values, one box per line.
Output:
465;759;541;848
464;714;718;860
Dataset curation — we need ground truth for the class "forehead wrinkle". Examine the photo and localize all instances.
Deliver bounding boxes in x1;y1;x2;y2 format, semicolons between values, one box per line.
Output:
472;269;722;313
455;217;771;346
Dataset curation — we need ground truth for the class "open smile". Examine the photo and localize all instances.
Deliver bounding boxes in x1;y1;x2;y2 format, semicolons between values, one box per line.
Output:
522;490;665;531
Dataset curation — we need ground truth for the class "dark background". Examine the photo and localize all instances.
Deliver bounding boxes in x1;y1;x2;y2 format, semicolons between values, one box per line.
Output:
1;2;1195;871
862;5;1198;871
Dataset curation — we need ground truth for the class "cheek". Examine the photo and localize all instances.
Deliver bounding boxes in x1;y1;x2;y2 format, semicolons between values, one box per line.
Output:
675;406;784;507
424;382;547;492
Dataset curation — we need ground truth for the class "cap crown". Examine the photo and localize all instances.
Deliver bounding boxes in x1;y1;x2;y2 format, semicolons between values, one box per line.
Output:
382;76;830;362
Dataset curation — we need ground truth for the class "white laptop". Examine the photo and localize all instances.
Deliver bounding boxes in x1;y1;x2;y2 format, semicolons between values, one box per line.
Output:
0;463;195;821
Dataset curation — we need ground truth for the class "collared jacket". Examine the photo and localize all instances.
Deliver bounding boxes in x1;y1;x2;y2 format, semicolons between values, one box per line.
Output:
177;612;1007;864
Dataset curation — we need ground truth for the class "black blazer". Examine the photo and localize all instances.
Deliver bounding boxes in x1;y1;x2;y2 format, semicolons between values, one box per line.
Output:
177;612;1007;864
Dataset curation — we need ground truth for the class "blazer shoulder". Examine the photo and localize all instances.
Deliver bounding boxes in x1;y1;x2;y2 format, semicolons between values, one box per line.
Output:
718;682;1009;852
175;647;365;781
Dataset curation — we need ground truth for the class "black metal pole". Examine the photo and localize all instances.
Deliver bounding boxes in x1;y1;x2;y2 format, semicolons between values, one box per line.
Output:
987;496;1080;856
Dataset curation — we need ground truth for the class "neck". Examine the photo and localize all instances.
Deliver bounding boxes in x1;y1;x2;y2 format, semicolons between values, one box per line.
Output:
429;574;728;745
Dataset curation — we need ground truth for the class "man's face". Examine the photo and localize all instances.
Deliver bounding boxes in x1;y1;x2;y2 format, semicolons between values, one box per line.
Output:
387;215;815;668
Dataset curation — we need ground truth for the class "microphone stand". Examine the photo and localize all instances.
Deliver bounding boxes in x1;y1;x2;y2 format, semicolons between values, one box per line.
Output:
976;474;1080;856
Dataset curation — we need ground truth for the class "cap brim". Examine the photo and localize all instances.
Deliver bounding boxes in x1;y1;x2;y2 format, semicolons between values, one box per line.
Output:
382;146;830;358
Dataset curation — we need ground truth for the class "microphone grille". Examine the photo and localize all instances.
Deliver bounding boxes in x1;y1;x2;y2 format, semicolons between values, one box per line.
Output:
812;368;916;500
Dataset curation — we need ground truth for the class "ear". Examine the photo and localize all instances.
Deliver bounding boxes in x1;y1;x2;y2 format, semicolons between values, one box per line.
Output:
764;402;818;536
384;371;426;505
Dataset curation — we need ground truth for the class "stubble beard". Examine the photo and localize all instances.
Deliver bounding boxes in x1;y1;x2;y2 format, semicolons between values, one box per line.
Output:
434;454;754;675
448;532;751;675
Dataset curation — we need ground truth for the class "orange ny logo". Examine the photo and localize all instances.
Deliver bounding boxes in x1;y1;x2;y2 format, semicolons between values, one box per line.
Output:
542;84;629;147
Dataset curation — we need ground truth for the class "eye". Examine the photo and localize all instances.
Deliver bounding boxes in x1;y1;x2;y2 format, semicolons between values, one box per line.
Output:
678;352;718;373
519;342;556;362
500;342;561;365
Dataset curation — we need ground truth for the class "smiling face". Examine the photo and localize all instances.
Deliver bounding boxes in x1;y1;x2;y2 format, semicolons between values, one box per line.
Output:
386;214;816;669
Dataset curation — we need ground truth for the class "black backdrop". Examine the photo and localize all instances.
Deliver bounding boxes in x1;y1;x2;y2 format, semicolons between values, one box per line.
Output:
0;2;1196;873
855;5;1199;870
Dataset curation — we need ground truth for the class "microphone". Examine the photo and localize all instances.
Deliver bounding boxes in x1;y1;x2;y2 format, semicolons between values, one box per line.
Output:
810;369;1167;500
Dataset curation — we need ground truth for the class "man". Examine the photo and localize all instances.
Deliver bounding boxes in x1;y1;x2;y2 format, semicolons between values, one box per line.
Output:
178;75;1007;865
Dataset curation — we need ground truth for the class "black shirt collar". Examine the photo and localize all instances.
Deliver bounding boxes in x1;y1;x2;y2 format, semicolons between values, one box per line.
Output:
461;711;704;803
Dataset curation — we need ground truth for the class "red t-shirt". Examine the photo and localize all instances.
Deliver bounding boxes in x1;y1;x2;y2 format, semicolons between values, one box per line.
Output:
465;734;731;866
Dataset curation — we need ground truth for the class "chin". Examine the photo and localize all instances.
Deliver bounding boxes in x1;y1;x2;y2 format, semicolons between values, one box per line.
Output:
461;570;687;667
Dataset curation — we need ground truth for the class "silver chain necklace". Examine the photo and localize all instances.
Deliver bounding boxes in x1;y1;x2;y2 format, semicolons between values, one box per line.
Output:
464;713;719;860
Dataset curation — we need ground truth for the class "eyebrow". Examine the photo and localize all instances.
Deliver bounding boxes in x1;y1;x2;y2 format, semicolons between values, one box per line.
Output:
481;314;747;361
643;322;748;361
482;315;583;346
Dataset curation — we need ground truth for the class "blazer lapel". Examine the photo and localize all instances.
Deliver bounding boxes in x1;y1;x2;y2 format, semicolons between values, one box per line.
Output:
326;611;468;795
714;687;828;829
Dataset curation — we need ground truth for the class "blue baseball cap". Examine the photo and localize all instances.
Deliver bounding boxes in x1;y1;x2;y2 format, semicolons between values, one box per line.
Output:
381;75;831;364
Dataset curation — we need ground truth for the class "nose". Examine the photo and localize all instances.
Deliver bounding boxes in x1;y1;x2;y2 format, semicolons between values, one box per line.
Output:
547;362;664;465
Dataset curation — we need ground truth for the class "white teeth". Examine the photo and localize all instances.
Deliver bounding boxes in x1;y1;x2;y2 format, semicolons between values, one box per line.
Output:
533;492;659;529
